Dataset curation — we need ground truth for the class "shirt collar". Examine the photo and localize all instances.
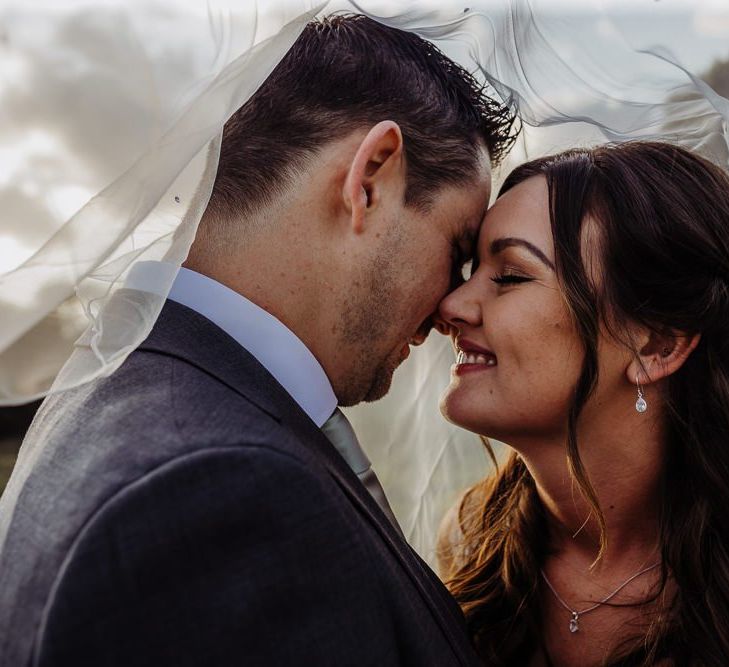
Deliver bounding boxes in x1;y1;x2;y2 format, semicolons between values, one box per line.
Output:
125;261;337;427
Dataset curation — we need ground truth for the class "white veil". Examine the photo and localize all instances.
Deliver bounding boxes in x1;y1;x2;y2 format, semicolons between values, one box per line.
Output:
1;0;728;565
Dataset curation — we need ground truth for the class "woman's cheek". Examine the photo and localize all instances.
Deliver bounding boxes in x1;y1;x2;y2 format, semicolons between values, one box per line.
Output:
500;306;581;399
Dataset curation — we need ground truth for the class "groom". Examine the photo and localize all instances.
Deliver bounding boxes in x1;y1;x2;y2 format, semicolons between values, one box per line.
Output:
0;14;515;667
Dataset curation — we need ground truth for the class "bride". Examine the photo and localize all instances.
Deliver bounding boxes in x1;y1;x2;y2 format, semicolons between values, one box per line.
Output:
437;141;729;665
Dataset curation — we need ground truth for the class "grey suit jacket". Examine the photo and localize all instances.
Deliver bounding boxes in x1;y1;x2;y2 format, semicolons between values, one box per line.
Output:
0;299;482;666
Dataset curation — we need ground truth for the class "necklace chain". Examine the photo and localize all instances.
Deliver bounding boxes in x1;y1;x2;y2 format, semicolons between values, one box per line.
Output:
540;562;661;634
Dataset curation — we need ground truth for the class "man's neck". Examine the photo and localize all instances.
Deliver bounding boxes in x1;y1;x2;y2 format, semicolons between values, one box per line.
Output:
184;212;353;404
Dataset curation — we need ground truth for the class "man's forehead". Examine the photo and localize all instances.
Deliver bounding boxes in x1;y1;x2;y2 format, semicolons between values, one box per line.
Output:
463;206;485;241
463;176;492;240
433;143;492;241
449;200;487;259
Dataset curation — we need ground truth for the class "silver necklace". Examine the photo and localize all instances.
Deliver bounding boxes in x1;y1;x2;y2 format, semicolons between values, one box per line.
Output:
540;562;661;634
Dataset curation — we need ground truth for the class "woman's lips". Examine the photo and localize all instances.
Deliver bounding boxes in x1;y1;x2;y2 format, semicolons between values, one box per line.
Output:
453;338;497;375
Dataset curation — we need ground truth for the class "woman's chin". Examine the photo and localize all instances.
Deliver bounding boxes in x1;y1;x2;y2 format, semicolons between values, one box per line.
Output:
440;392;498;437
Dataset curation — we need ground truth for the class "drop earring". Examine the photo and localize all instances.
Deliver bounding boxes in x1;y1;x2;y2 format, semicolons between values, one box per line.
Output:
635;374;647;413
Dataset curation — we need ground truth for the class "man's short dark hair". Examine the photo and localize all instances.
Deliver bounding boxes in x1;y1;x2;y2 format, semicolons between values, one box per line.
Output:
206;14;519;224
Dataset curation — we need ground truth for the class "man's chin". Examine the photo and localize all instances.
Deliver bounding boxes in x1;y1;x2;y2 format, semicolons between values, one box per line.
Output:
362;377;393;403
338;351;407;406
362;356;404;403
337;369;393;407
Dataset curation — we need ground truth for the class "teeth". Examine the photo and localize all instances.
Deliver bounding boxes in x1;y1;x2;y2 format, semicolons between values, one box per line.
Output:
456;350;497;366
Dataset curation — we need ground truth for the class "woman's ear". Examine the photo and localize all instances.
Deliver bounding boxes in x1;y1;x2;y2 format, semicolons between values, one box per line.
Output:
626;329;701;385
342;120;403;234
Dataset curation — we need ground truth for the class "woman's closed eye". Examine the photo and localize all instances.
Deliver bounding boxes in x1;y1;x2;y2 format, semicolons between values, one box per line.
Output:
490;272;533;286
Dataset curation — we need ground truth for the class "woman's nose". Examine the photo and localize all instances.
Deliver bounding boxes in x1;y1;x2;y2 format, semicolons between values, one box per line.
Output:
433;280;482;336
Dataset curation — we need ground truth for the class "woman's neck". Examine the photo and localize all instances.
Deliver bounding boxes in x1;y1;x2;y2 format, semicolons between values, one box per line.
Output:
516;403;665;569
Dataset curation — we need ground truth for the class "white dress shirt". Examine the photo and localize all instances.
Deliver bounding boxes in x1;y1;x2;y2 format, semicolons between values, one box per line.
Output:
125;262;337;427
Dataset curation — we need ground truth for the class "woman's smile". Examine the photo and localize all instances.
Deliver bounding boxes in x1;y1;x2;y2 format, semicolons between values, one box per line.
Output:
453;338;498;376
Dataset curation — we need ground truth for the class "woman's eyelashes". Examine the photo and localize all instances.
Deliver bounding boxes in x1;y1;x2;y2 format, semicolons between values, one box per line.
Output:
490;271;533;286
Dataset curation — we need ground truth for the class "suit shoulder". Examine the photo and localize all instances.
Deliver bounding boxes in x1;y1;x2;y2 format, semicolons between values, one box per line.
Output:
44;445;351;605
37;446;380;665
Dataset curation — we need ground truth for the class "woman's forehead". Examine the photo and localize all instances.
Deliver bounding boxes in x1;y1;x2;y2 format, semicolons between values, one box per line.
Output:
479;176;552;247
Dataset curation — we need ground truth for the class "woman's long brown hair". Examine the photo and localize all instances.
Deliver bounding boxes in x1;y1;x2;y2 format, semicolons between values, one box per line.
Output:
446;142;729;665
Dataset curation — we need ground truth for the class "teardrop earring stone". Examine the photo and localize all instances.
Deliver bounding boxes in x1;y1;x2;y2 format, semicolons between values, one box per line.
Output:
636;396;647;413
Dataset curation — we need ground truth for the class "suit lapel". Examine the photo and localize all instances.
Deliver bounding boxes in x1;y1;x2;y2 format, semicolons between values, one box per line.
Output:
138;299;478;665
137;297;287;424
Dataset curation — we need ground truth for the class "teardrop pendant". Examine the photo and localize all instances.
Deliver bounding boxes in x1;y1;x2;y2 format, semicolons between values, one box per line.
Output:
569;612;580;633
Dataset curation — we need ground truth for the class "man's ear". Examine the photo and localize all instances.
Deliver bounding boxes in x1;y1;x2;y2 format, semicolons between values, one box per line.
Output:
342;120;404;234
626;329;701;386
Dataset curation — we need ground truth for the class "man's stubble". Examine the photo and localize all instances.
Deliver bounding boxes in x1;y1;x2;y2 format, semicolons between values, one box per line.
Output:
338;226;408;407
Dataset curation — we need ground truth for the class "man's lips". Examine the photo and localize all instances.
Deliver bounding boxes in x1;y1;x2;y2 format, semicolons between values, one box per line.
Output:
453;338;497;374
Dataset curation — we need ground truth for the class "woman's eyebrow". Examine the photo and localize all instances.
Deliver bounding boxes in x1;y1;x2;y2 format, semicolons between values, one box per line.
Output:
490;237;555;271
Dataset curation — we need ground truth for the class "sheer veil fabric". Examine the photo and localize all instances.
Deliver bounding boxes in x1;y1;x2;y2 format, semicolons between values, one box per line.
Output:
1;0;727;563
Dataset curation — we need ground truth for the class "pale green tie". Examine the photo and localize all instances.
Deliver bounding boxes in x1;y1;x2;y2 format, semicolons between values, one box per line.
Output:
321;408;404;539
